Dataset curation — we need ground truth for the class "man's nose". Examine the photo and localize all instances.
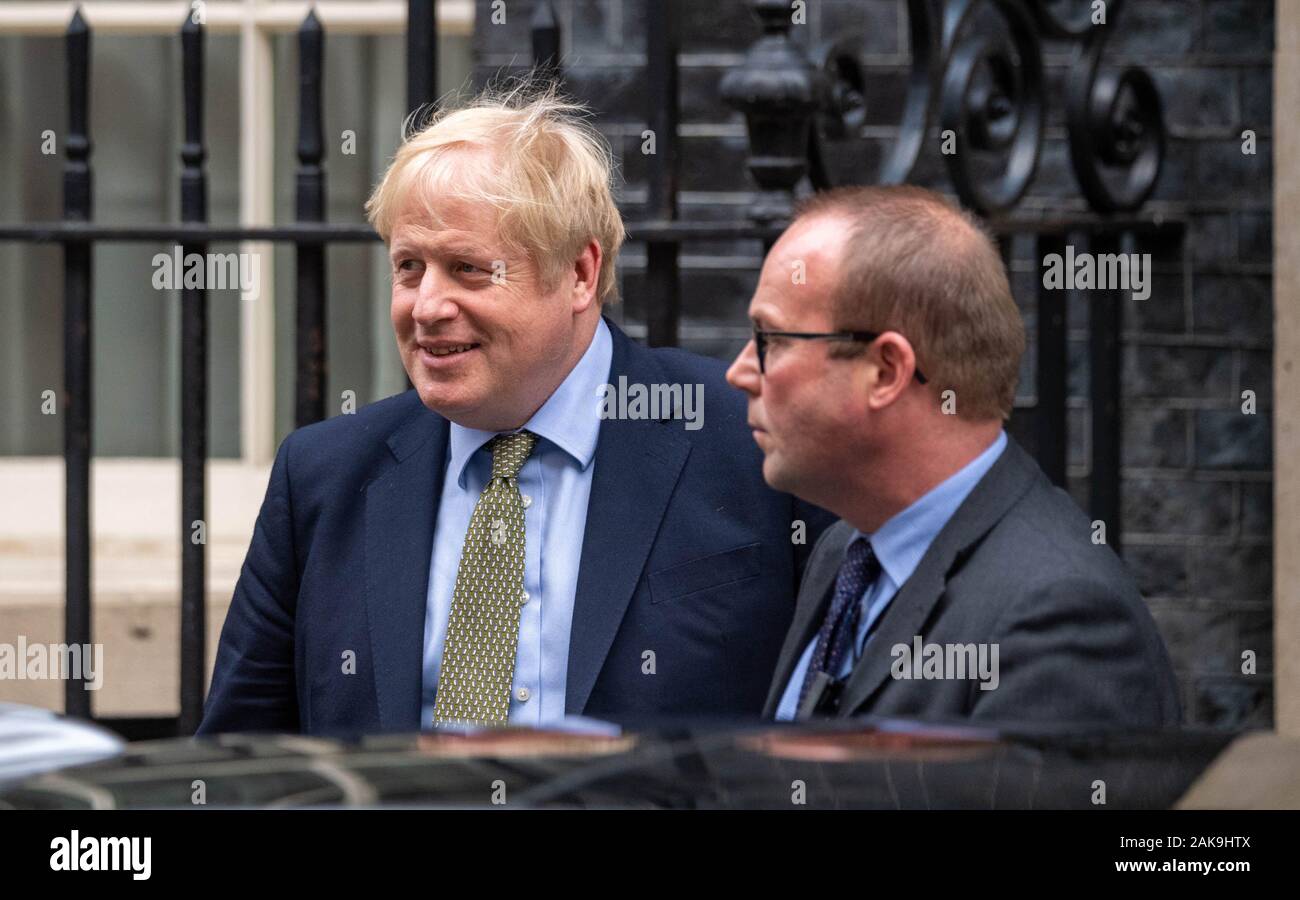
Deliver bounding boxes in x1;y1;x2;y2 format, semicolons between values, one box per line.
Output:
726;338;761;395
411;265;459;324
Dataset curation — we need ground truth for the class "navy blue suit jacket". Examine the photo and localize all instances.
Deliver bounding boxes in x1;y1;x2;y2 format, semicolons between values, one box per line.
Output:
198;319;830;736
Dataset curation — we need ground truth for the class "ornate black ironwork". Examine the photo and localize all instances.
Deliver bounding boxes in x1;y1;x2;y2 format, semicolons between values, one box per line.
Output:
937;0;1045;214
1043;0;1165;211
719;0;823;224
776;0;940;193
728;0;1166;218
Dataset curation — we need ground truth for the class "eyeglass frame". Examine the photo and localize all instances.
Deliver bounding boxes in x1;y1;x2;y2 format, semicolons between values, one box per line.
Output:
751;326;928;384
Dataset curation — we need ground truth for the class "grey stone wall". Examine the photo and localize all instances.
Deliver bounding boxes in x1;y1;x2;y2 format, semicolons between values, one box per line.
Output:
472;0;1275;727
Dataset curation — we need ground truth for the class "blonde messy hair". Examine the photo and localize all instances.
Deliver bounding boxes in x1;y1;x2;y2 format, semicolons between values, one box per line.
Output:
365;80;626;303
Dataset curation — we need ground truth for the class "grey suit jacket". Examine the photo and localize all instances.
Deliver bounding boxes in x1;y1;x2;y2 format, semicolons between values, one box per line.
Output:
763;436;1182;728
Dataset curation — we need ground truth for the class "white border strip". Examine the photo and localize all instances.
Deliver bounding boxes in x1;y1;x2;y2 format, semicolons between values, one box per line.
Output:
0;1;473;36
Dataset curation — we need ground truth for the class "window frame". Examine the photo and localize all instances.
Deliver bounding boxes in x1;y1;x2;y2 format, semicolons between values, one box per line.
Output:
0;0;472;464
0;2;473;608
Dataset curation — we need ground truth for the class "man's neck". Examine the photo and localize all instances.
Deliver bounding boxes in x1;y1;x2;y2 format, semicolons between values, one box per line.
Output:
838;421;1004;534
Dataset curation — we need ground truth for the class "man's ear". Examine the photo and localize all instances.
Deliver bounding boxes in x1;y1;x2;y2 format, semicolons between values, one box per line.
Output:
571;239;602;314
864;332;918;411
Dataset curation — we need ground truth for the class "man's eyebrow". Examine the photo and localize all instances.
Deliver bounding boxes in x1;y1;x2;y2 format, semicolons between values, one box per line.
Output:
388;240;419;260
438;243;491;259
389;239;488;260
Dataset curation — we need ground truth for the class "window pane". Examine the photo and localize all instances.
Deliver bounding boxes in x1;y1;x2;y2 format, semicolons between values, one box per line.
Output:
0;31;243;458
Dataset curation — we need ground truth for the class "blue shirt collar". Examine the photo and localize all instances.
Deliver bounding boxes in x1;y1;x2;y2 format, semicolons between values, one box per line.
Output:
854;430;1008;590
446;317;613;489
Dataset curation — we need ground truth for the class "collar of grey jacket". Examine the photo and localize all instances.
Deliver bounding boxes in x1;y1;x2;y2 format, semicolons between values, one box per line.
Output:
764;437;1040;718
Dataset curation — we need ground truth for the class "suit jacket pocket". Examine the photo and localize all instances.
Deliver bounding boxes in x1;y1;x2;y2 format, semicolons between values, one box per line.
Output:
648;542;763;605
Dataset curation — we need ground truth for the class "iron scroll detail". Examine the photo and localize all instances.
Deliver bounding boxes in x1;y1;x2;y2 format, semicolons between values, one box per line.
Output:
724;0;1166;218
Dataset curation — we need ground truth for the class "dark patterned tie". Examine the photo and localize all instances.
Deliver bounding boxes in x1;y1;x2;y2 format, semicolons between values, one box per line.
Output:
796;537;881;716
432;430;537;727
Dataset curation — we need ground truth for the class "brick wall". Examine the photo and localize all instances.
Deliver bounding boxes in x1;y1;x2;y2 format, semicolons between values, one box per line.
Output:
473;0;1275;727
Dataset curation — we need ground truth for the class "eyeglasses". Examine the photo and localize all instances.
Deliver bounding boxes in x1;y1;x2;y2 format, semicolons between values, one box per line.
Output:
751;326;928;383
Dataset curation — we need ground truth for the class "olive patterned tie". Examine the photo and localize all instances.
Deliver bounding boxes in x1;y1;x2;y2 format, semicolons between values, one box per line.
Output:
432;430;538;727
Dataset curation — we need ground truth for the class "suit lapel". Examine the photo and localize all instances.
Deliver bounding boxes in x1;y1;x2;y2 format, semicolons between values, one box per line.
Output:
364;401;448;731
836;553;949;717
762;521;854;717
837;436;1043;716
565;321;691;715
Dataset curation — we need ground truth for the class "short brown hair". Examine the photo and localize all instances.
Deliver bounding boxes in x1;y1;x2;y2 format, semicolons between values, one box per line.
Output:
793;185;1025;421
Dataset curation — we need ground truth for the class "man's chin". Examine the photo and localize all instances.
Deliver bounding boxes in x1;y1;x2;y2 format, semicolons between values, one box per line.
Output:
762;455;824;508
414;385;522;432
761;454;791;494
413;381;479;419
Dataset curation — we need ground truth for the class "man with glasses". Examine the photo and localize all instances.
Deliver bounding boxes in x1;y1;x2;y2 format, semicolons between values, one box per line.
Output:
727;185;1181;727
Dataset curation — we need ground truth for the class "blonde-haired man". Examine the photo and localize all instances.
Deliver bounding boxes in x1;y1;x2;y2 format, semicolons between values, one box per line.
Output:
200;86;830;735
728;185;1180;727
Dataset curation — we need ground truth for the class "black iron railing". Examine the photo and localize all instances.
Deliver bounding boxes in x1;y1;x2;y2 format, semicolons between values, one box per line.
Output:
1;2;447;736
0;0;1183;738
178;14;208;732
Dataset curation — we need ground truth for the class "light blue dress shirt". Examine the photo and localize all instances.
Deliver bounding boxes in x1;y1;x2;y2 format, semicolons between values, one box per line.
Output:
421;318;612;728
775;429;1008;720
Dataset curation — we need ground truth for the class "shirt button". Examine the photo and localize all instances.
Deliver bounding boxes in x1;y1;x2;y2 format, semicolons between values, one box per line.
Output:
520;494;533;509
520;591;530;606
516;687;531;702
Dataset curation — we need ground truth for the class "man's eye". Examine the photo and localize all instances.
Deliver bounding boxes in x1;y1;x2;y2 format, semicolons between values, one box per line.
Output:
456;261;483;274
396;259;420;272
